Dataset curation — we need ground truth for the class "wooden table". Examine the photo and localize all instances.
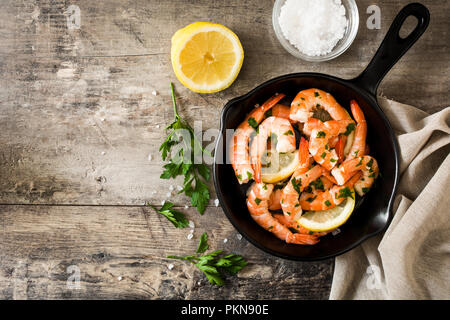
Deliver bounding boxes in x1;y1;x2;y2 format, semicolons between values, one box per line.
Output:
0;0;448;299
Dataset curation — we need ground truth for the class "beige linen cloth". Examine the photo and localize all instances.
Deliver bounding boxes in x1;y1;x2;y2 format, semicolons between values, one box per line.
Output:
330;97;450;300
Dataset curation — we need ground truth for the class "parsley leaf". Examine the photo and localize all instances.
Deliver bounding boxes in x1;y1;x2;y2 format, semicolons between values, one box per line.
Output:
159;83;211;214
248;117;258;129
291;177;302;195
344;123;356;136
196;232;209;254
147;201;189;228
168;232;248;286
310;177;325;191
337;187;354;199
316;131;326;138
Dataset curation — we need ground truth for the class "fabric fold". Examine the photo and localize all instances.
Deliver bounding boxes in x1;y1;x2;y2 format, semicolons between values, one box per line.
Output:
330;97;450;300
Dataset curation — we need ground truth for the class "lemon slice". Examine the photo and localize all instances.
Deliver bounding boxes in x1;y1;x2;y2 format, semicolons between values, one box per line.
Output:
297;190;355;232
344;131;355;156
171;22;244;93
261;150;300;183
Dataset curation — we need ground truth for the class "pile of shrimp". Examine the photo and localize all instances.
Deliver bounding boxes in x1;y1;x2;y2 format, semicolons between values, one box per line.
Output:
230;89;379;245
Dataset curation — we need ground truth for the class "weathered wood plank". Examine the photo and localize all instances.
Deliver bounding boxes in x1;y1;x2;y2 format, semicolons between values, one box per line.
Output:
0;205;333;299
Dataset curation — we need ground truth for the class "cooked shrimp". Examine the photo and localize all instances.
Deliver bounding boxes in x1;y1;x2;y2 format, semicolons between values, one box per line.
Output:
280;137;311;220
331;155;379;196
335;135;347;162
268;188;283;211
281;144;325;220
250;116;296;183
308;175;335;193
273;213;328;237
322;170;338;185
308;119;355;170
270;104;297;124
290;89;351;128
299;172;362;211
231;93;285;184
247;182;319;245
346;100;367;160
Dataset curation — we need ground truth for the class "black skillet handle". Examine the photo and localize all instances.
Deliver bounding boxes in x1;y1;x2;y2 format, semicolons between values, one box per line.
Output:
351;3;430;95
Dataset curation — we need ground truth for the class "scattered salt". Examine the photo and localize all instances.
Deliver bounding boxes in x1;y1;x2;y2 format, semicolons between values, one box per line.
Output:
279;0;348;56
332;228;341;236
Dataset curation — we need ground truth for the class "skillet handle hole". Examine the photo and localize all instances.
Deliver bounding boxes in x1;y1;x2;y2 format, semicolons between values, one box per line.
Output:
399;15;419;40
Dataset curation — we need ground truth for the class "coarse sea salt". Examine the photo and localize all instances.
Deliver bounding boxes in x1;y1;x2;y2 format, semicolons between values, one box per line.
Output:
279;0;348;56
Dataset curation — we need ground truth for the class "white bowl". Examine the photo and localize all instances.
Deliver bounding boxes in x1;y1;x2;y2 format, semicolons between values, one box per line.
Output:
272;0;359;62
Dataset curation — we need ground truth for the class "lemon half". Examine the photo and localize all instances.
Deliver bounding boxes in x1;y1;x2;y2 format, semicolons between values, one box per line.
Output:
297;190;356;232
171;22;244;93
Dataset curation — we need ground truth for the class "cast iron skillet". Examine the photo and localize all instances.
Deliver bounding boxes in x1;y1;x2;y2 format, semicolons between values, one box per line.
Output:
213;3;430;261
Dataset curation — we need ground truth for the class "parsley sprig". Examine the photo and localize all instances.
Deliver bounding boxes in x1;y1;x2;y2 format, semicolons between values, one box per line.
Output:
147;201;189;228
159;83;211;214
168;232;248;286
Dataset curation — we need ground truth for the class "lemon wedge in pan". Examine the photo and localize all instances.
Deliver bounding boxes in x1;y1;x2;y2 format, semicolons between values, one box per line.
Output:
260;150;300;184
297;190;356;232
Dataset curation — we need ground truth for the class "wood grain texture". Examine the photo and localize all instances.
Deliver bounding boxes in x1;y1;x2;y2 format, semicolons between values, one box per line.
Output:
0;0;448;299
0;205;333;299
